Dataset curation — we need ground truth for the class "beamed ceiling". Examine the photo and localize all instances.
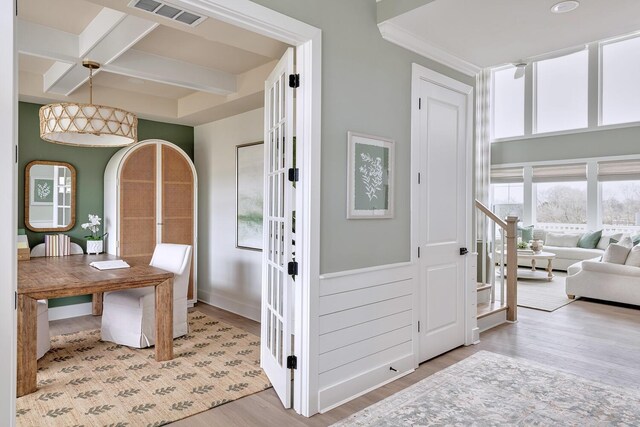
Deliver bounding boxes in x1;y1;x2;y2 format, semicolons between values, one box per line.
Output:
17;0;290;126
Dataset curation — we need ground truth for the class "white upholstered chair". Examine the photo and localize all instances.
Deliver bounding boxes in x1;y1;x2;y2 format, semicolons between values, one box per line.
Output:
100;244;192;348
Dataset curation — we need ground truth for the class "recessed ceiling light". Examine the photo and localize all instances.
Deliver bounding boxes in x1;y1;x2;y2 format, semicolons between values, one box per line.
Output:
551;1;580;14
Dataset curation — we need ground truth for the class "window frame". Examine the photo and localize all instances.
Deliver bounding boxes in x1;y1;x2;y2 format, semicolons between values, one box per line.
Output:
492;154;640;234
490;31;640;144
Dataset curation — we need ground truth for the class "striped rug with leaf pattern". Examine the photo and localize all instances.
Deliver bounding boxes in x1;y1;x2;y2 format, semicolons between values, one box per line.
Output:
17;311;271;426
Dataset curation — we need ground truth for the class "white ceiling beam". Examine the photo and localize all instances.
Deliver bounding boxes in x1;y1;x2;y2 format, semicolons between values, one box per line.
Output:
17;20;78;63
78;8;127;57
104;49;236;95
47;14;158;95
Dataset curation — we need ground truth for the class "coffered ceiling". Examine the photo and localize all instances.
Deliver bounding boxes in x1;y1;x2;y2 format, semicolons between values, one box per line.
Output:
17;0;289;126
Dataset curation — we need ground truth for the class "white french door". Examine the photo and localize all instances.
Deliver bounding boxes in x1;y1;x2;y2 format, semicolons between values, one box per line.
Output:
416;70;471;362
261;47;295;408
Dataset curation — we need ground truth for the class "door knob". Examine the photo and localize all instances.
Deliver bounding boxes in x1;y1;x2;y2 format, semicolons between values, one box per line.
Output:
460;247;468;256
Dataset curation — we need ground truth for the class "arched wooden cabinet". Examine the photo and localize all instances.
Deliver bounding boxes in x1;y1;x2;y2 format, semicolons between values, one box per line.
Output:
104;139;198;305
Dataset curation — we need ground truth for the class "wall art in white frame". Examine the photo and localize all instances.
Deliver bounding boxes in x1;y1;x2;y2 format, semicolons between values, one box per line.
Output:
236;141;264;250
347;131;395;219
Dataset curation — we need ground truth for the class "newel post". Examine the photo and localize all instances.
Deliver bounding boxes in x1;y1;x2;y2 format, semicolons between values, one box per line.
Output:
505;216;518;322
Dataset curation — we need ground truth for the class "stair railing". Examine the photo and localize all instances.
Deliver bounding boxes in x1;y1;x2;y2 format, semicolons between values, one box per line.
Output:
475;200;518;322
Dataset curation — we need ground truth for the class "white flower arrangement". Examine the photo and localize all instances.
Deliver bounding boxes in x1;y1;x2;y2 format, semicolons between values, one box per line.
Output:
81;214;104;240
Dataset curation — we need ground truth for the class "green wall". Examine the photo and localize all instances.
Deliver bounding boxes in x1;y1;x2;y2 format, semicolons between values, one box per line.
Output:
251;0;475;273
18;101;194;307
492;126;640;165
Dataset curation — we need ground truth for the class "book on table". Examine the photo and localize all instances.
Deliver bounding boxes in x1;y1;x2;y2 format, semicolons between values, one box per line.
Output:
89;260;130;270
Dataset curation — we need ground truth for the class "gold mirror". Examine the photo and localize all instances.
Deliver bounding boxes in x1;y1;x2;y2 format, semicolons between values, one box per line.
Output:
25;160;76;232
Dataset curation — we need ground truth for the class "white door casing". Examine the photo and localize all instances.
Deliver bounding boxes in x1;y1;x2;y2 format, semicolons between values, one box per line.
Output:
412;65;473;363
261;47;295;409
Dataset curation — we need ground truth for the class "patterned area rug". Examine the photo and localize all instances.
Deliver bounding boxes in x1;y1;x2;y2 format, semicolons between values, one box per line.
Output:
333;351;640;426
517;271;575;312
17;311;270;426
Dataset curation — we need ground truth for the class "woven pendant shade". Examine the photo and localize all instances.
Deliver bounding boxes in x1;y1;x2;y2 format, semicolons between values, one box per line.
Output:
39;60;138;147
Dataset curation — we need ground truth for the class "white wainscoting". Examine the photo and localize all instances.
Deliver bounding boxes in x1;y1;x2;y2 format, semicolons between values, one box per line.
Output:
317;262;416;413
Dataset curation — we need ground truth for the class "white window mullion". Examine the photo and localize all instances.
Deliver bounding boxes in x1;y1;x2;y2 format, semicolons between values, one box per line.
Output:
588;42;600;127
523;166;534;225
524;63;534;136
586;160;600;230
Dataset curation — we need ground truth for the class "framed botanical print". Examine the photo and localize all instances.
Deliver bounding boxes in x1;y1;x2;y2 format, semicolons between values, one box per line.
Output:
347;131;395;219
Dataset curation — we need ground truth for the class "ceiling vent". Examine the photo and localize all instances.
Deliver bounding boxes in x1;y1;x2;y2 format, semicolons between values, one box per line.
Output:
129;0;206;27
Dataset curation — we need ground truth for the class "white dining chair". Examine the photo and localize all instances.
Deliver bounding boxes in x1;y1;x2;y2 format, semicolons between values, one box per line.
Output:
29;246;51;359
100;244;192;348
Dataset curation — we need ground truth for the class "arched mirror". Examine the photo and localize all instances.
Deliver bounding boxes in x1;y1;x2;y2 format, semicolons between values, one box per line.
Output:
25;160;76;232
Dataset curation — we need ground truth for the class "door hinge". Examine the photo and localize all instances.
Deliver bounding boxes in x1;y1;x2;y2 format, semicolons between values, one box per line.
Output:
418;321;420;332
15;145;18;164
287;261;298;276
286;355;297;370
418;97;422;109
417;247;421;258
15;291;17;310
288;168;299;182
418;172;421;184
289;74;300;88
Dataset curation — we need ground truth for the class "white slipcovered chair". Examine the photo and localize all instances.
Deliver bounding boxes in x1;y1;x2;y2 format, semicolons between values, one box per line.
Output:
100;244;192;348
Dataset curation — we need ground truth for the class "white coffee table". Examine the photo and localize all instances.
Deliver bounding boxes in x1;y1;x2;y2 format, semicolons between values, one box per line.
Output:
515;251;556;281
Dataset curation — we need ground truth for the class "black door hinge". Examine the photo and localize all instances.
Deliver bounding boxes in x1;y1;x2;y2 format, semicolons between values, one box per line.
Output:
418;247;421;258
419;97;422;109
289;74;300;88
286;355;297;369
288;168;299;182
418;321;421;332
287;261;298;276
418;172;421;184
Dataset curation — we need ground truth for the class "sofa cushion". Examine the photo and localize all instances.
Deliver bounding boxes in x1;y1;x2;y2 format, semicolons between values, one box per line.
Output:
624;245;640;267
618;236;634;248
532;228;547;241
545;233;581;247
597;233;623;250
545;246;603;260
602;243;631;264
578;230;602;249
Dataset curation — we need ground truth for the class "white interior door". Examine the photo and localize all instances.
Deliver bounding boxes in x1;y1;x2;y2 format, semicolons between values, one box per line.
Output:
417;76;469;362
261;47;295;408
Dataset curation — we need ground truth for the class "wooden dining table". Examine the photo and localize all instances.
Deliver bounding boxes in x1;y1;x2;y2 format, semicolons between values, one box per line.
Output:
17;254;174;397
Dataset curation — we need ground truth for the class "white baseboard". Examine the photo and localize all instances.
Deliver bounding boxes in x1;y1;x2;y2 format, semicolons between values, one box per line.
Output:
318;353;414;413
48;302;93;321
197;290;260;322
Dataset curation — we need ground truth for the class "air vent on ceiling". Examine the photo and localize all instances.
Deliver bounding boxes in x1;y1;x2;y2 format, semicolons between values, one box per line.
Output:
128;0;206;27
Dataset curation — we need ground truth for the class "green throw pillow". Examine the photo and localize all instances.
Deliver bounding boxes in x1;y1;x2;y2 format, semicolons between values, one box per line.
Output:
518;225;534;242
578;230;602;249
632;234;640;246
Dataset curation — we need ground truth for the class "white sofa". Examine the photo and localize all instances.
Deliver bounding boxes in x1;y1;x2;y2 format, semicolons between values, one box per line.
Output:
566;259;640;306
515;229;608;271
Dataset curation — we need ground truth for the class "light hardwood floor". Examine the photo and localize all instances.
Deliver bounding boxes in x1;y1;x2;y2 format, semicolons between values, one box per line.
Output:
49;298;640;426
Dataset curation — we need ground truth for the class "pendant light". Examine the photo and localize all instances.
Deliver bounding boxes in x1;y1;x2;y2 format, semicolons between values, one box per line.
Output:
39;60;137;147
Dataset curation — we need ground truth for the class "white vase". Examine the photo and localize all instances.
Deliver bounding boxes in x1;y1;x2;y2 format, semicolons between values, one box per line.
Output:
86;240;103;255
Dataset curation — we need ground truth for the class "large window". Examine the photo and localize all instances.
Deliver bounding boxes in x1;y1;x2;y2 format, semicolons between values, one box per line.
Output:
601;181;640;227
492;66;525;139
491;183;524;219
490;32;640;142
601;36;640;125
535;50;589;133
536;182;587;226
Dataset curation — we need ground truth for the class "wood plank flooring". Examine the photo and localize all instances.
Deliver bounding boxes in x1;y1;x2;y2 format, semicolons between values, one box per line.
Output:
48;298;640;426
